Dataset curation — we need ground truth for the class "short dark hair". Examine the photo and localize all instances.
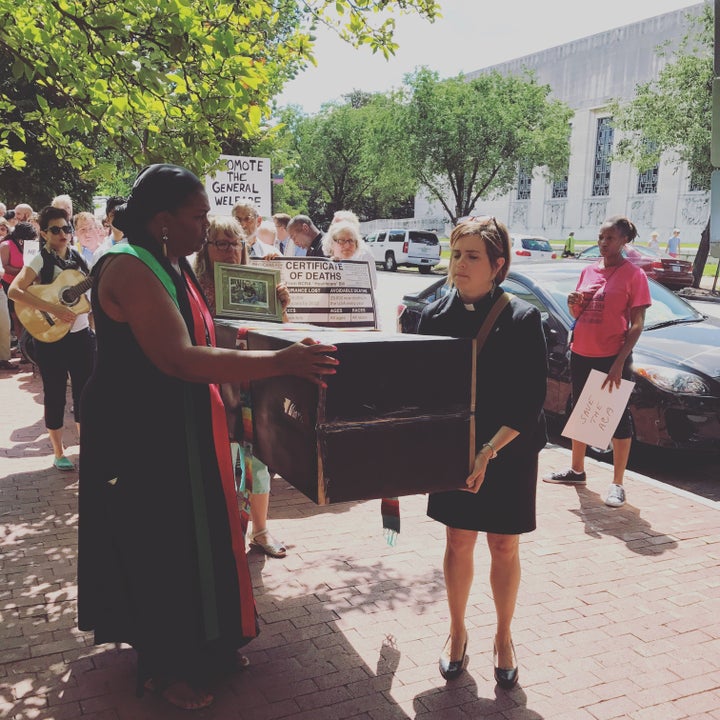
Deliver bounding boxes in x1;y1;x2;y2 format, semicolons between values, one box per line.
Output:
9;221;38;241
602;216;638;243
105;196;125;216
38;205;69;231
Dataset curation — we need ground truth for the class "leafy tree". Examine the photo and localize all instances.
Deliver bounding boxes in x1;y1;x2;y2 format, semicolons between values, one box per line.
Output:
610;5;713;286
0;0;440;183
281;94;418;224
397;68;574;224
0;49;96;209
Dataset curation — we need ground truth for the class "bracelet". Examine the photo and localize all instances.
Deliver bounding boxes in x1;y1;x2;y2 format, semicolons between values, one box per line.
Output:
480;441;498;460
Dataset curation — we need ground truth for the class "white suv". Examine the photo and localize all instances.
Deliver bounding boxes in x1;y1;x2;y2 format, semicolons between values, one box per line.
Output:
364;229;441;274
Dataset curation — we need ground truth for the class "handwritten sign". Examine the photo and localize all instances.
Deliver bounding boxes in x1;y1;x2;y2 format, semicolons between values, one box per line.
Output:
23;240;40;265
250;257;377;329
562;369;635;448
205;155;271;218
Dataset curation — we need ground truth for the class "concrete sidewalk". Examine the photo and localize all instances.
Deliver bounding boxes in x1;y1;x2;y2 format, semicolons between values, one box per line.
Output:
1;368;719;720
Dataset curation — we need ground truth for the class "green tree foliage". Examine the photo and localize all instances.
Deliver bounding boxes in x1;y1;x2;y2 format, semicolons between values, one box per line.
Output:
0;49;96;209
279;94;418;223
397;68;574;224
610;5;713;285
0;0;440;182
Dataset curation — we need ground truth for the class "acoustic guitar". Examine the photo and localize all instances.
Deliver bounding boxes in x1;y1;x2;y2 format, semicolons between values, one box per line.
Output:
16;268;93;343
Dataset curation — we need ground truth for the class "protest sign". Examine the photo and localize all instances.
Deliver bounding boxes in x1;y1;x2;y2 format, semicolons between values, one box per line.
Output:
562;369;635;448
205;155;271;218
23;240;40;265
250;257;377;329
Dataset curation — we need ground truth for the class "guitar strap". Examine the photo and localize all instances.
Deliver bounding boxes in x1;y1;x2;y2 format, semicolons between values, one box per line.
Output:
39;246;89;285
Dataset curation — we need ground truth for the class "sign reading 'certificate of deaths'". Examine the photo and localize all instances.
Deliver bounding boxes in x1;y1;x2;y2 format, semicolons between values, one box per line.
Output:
249;257;377;329
562;369;635;448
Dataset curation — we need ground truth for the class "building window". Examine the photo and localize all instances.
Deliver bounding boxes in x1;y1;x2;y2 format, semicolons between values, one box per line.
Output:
552;176;568;198
688;174;706;192
592;117;613;197
637;165;658;194
517;167;532;200
636;139;658;195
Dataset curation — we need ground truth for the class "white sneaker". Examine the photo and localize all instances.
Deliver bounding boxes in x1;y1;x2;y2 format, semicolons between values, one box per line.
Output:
605;484;626;508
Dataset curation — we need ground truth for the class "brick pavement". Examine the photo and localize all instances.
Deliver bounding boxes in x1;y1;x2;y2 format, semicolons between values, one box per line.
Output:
1;367;719;720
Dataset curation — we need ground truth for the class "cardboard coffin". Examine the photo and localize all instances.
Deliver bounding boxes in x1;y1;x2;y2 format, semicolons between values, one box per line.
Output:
215;320;476;505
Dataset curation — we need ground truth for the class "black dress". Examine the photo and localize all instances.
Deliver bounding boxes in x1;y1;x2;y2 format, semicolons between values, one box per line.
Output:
78;247;257;686
418;286;547;535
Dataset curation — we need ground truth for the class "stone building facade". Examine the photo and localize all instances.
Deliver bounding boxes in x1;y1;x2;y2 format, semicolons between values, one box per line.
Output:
414;3;709;246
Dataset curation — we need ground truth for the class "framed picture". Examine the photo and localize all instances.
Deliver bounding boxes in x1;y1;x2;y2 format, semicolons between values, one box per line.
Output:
213;263;283;322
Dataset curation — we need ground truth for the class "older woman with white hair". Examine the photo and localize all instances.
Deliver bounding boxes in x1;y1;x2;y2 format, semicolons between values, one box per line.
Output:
322;220;377;289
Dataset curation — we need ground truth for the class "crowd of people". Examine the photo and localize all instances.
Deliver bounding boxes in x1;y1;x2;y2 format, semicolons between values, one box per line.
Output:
1;168;654;708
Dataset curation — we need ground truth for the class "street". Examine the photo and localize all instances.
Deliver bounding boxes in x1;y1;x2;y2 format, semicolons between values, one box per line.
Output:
373;267;720;502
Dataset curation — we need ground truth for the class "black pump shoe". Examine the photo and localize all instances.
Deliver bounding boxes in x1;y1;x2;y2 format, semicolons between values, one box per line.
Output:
439;635;467;681
493;641;518;689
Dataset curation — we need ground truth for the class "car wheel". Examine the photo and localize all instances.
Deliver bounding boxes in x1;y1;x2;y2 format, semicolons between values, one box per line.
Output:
419;265;432;274
384;253;397;272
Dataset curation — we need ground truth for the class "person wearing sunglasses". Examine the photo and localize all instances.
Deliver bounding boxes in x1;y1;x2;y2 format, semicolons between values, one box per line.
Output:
417;216;547;688
322;220;377;289
8;206;94;471
193;216;291;559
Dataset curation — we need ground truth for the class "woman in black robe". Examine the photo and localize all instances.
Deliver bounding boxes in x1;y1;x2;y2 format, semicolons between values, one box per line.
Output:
418;217;547;688
78;164;338;710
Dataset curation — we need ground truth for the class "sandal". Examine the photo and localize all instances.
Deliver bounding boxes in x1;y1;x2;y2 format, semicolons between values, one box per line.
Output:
144;678;214;711
250;528;287;558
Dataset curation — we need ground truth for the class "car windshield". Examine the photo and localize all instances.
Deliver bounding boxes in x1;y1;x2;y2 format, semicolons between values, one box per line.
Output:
409;231;439;245
526;272;704;328
521;238;553;252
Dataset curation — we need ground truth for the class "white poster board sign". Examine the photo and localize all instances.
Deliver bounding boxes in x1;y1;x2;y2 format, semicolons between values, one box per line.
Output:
205;155;271;218
250;257;377;329
23;240;40;265
562;369;635;448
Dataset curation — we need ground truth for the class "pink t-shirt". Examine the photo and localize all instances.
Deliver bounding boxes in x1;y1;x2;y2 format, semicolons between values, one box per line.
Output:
571;260;651;357
1;239;24;285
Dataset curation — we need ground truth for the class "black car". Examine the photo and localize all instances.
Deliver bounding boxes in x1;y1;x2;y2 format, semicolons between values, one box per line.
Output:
397;262;720;453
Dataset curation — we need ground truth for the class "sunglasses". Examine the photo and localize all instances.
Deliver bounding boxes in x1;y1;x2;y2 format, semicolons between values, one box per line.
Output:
457;215;501;234
208;240;240;250
47;225;73;235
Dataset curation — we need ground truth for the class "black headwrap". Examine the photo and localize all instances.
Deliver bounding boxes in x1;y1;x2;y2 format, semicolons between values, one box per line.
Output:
112;164;204;238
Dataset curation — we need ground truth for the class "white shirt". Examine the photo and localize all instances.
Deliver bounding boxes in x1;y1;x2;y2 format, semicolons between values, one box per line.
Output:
29;253;90;333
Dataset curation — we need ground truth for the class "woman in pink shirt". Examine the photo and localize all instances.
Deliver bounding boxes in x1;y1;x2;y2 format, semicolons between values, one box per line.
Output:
544;216;651;508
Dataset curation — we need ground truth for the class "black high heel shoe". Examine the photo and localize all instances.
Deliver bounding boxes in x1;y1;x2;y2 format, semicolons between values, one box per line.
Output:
439;635;467;681
493;641;518;689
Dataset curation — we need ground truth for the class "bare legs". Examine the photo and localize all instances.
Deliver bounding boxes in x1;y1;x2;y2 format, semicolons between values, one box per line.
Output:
249;491;286;557
570;439;586;473
611;437;631;486
571;436;631;486
487;533;520;668
48;422;80;460
249;492;270;535
444;527;477;659
443;527;521;668
48;427;67;460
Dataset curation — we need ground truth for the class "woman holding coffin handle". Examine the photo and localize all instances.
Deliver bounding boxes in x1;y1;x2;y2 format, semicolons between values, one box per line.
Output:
543;215;651;508
418;216;547;687
77;164;338;710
